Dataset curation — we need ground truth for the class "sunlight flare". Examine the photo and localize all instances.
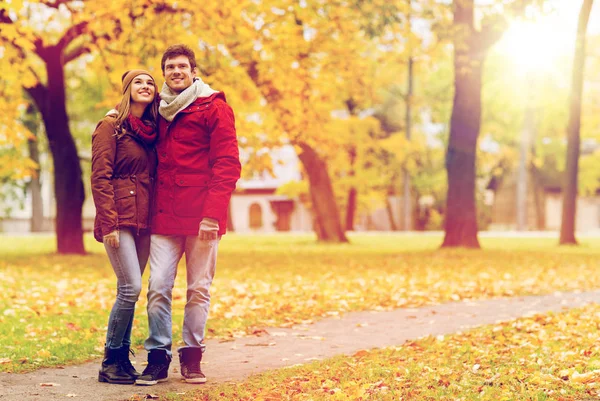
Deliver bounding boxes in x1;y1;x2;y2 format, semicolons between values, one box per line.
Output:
497;19;574;73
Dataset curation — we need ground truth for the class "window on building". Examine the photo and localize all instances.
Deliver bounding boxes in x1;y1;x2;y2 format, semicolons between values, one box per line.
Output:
249;203;263;229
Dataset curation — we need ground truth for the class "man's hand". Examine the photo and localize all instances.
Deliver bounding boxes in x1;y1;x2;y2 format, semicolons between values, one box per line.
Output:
103;230;120;248
199;218;219;241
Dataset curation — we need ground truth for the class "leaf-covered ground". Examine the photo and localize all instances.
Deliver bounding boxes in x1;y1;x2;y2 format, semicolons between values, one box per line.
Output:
1;234;599;373
181;303;600;401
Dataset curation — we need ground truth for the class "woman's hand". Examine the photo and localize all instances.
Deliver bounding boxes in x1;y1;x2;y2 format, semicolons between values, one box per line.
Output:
103;230;120;248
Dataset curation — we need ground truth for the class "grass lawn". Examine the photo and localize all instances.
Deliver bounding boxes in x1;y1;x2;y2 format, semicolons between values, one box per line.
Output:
1;233;600;373
176;303;600;401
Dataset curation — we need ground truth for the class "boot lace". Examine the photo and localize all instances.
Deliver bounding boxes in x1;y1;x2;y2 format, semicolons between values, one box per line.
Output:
122;348;136;372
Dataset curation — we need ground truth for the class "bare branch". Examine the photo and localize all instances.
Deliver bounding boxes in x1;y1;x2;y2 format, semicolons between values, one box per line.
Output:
38;0;73;9
0;8;12;23
64;44;91;64
27;66;43;85
56;20;88;52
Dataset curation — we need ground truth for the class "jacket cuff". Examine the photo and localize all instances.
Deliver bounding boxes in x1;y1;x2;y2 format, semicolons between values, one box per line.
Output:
101;220;118;237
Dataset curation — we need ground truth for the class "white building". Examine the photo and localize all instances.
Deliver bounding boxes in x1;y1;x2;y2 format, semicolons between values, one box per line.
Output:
1;145;404;234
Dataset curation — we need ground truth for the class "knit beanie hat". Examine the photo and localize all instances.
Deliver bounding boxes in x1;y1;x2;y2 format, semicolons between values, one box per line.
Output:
121;69;156;94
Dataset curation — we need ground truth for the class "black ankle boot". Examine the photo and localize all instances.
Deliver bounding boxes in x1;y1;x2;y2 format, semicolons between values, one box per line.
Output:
121;345;140;379
98;347;136;385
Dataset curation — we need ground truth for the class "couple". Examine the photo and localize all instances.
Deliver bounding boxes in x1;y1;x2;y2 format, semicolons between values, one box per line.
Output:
90;44;241;386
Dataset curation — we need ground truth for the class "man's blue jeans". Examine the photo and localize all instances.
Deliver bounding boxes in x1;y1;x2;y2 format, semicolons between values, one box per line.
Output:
104;229;150;349
144;234;219;355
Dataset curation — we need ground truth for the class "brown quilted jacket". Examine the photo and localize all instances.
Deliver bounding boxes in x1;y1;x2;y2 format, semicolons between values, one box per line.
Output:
91;116;157;242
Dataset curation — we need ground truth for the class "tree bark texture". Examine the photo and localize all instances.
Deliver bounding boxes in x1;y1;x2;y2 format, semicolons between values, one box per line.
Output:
298;143;348;242
442;0;484;248
560;0;594;245
29;46;85;254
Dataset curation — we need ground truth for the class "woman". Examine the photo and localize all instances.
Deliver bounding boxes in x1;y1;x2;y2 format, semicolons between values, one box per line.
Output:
91;69;158;385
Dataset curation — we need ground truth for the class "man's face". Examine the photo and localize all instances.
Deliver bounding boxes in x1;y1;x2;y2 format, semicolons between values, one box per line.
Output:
163;55;196;93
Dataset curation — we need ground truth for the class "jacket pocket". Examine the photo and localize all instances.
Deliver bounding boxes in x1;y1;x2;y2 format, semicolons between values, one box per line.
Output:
173;174;209;218
114;186;136;219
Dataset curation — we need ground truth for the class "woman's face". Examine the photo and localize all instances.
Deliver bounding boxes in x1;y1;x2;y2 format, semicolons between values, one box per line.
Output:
130;74;155;105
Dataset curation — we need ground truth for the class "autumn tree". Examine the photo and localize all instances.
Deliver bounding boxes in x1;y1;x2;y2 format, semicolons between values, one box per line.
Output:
103;1;411;242
560;0;594;245
442;0;541;248
0;1;178;253
198;1;407;242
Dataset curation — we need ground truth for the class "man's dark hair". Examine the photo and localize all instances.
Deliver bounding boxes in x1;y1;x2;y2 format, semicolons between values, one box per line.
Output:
161;44;197;72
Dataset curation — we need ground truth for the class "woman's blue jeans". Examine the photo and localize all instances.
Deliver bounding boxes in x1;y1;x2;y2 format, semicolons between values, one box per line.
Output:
104;228;150;349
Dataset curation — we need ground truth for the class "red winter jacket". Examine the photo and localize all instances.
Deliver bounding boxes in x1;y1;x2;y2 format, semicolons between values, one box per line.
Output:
151;92;241;236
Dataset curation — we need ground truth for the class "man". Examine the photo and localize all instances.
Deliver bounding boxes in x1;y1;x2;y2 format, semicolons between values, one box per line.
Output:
136;44;241;386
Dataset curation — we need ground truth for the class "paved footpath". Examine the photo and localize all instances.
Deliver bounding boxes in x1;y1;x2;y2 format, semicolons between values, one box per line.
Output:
2;290;600;401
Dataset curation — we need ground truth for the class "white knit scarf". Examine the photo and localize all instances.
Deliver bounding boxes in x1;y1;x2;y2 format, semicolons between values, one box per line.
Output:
158;78;218;122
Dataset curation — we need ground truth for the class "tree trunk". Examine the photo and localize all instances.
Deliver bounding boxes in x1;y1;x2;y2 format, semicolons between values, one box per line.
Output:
298;143;348;242
403;3;413;231
442;0;484;248
560;0;594;245
533;177;545;230
31;47;86;254
22;105;44;232
385;194;398;231
345;145;357;231
345;187;357;231
27;133;44;232
517;92;535;231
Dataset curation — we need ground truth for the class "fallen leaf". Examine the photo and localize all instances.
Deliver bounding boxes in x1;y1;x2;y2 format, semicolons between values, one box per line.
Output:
40;382;60;387
571;370;600;384
0;357;11;364
353;350;369;358
65;322;80;331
